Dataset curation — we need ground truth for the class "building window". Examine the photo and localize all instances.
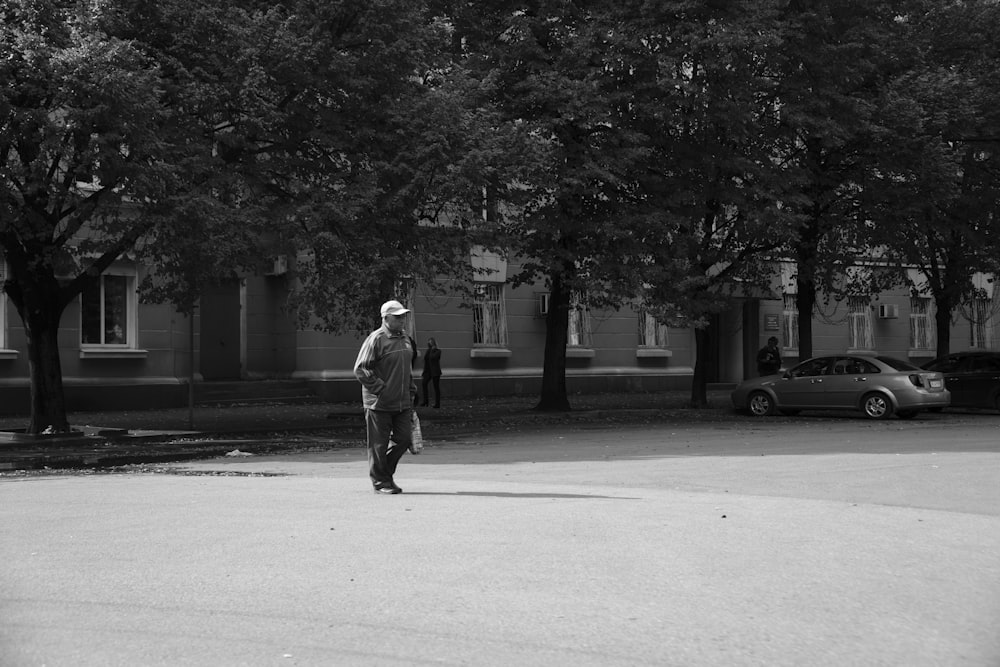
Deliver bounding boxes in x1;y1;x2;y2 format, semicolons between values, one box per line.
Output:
847;296;874;350
567;293;592;347
394;281;416;339
473;283;508;347
909;297;934;351
81;272;135;346
782;294;799;350
638;310;669;348
970;296;994;349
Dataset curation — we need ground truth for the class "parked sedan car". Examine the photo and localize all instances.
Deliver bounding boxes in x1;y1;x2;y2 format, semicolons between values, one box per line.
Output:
922;351;1000;412
732;355;950;419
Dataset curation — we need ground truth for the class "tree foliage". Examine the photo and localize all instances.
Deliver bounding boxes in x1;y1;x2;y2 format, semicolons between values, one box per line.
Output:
0;0;513;430
3;0;998;431
770;0;914;359
631;0;798;407
451;1;681;410
2;0;182;432
870;0;1000;355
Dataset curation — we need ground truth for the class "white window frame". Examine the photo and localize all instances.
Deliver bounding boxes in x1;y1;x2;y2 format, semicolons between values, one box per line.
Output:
79;264;146;358
779;262;799;353
567;292;593;348
782;294;799;352
847;296;874;351
906;268;936;357
637;310;669;348
635;307;672;359
969;273;996;350
909;296;935;352
395;280;417;340
970;296;994;349
472;282;509;350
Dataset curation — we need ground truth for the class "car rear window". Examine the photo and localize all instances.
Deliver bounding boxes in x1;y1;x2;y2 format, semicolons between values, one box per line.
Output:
876;356;922;371
924;356;963;373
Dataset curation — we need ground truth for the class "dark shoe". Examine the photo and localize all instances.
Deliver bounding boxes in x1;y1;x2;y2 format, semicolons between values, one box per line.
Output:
374;485;402;495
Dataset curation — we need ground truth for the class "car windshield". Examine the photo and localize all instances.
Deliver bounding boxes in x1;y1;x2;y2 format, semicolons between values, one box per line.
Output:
876;356;921;372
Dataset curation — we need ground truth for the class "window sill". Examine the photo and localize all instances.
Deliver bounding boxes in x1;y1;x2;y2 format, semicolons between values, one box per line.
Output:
846;349;878;356
636;348;672;358
0;349;19;360
79;348;148;359
908;349;936;358
469;348;511;359
566;347;595;358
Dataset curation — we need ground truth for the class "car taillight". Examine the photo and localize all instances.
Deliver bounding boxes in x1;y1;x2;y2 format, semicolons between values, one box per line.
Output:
908;374;924;387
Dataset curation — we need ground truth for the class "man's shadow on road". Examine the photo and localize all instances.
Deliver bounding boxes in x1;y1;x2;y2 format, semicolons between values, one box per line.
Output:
403;491;639;500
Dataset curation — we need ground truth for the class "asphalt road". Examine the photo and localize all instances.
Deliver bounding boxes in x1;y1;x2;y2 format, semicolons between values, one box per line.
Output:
2;414;998;666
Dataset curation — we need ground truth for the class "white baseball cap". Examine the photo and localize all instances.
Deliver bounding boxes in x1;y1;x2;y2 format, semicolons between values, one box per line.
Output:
380;300;410;317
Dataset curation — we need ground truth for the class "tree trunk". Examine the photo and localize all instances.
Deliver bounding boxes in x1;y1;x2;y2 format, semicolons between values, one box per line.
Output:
934;294;953;358
24;306;71;434
536;274;571;412
795;273;817;360
688;326;711;408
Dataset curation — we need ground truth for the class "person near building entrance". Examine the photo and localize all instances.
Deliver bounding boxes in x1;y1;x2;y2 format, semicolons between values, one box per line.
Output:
353;299;417;495
756;336;782;376
420;337;443;408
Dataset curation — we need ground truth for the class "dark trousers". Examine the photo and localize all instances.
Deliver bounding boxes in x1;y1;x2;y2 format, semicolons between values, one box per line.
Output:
365;408;412;488
421;376;441;406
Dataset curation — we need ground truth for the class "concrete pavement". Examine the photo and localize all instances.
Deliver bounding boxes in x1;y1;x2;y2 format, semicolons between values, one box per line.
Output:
2;415;998;666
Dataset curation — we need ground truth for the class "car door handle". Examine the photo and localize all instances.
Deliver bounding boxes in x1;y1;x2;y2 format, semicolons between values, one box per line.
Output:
853;377;868;382
810;379;823;384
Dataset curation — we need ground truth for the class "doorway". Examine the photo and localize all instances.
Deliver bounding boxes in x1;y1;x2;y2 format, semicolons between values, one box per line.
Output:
199;279;245;380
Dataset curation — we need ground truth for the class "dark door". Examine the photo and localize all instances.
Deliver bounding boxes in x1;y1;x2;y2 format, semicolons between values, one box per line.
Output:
200;280;242;380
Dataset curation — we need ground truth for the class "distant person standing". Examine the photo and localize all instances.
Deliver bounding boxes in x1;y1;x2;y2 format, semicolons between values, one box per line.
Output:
420;337;442;408
353;300;417;495
756;336;782;376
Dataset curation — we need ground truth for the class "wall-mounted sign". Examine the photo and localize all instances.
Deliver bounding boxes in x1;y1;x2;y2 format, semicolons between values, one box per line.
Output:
764;314;780;331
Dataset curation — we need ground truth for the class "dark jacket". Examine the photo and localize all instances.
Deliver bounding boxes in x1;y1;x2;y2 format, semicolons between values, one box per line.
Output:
353;326;417;411
756;344;782;375
422;347;442;378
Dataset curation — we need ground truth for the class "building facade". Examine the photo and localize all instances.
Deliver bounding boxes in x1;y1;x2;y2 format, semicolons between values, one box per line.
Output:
0;252;997;415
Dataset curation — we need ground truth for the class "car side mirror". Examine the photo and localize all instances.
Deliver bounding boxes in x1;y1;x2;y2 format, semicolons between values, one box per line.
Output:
782;371;792;379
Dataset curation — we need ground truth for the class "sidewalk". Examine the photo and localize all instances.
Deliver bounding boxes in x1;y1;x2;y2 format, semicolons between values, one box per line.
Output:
0;390;735;471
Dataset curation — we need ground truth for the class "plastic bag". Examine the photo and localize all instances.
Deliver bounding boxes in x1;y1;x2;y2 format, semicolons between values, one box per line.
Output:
409;411;424;454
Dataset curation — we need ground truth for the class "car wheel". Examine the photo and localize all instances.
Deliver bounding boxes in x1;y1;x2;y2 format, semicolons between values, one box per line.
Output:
748;391;776;416
862;392;893;419
896;410;919;419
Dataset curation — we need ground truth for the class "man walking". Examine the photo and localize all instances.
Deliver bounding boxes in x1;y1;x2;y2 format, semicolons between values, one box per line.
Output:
353;300;417;494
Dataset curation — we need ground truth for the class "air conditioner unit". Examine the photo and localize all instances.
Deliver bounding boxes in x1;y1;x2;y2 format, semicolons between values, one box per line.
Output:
877;303;899;319
266;255;288;276
537;293;550;316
